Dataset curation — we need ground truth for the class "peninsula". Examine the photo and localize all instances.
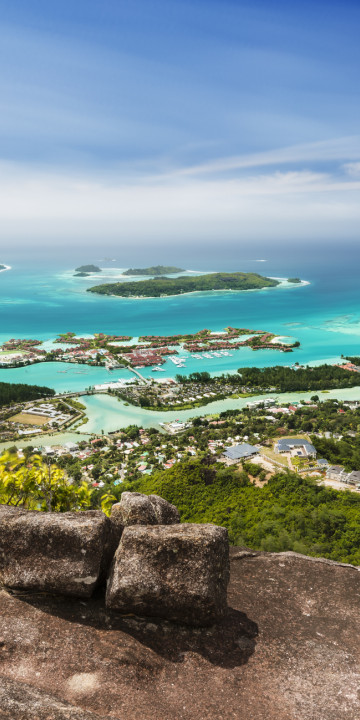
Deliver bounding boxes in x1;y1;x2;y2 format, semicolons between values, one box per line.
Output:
123;265;185;276
87;272;280;297
75;264;101;273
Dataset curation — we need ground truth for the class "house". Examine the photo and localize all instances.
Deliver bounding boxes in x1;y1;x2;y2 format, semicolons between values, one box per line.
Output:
346;471;360;487
326;466;360;488
326;465;346;481
276;438;317;458
317;458;330;469
222;443;259;465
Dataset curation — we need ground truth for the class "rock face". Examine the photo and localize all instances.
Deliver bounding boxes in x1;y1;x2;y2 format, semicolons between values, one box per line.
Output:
0;676;115;720
0;550;359;719
0;505;120;598
106;523;229;626
111;491;180;526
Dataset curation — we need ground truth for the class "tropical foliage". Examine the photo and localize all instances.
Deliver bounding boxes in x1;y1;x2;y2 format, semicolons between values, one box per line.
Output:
123;265;184;276
0;381;55;407
0;452;92;512
88;272;279;297
238;364;360;392
127;457;360;565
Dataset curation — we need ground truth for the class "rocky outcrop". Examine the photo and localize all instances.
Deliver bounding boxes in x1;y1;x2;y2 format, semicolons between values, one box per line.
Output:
0;676;116;720
0;506;120;598
106;524;230;626
0;551;358;719
110;491;180;527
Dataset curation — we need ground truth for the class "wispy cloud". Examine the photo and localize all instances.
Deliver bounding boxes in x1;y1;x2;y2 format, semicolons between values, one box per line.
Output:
0;160;359;243
171;137;360;177
343;162;360;177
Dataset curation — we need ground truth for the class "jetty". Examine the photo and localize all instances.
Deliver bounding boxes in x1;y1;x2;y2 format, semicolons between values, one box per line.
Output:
128;367;149;384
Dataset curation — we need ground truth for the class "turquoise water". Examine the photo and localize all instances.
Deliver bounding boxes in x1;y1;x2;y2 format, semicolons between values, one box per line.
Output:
1;250;360;392
2;384;360;450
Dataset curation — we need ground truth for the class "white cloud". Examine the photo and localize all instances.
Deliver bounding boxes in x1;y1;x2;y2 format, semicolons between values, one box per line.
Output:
343;162;360;177
0;161;359;244
171;136;360;177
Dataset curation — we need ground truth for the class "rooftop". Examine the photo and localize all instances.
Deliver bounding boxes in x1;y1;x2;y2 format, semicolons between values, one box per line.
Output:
277;438;316;454
223;443;259;460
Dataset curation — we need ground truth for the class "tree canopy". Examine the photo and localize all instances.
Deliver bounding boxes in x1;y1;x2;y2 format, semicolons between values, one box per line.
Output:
127;457;360;565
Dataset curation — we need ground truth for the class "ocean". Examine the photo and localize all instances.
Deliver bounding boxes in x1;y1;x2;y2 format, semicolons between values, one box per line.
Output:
0;240;359;438
0;242;360;393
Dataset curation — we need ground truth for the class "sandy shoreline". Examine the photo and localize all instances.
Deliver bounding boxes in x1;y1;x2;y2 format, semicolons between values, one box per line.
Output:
0;265;11;273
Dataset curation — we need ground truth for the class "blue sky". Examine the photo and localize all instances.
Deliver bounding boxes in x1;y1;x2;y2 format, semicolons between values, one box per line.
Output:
1;0;360;245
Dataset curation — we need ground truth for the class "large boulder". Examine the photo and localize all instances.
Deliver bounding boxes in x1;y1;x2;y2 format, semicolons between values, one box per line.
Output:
111;491;180;527
0;505;121;598
106;523;229;626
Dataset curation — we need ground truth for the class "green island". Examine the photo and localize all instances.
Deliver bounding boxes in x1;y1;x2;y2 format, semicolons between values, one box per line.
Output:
74;272;90;277
87;271;280;297
0;264;6;271
287;277;301;283
123;265;185;276
75;264;101;273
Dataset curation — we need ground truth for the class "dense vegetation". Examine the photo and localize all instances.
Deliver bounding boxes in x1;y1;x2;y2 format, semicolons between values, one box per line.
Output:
0;382;55;407
287;277;301;283
127;457;360;565
238;364;360;392
312;436;360;471
123;265;184;276
0;452;92;512
87;272;280;297
75;265;101;272
345;356;360;365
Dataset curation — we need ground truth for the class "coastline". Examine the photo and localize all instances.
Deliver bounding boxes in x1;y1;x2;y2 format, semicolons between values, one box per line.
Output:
88;277;310;300
0;265;11;273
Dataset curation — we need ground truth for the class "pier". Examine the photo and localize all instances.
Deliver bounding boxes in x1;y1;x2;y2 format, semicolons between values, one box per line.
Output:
128;367;150;384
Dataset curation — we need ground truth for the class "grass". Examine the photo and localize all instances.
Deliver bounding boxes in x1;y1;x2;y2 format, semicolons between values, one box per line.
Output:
259;446;289;466
9;412;50;426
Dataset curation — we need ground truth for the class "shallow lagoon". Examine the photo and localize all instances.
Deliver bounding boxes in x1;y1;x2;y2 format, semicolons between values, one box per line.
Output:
2;385;360;450
1;249;360;439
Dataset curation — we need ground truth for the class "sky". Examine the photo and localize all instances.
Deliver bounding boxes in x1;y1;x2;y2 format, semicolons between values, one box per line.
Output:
0;0;360;249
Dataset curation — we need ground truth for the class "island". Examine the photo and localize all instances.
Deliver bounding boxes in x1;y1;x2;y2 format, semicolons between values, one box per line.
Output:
87;272;280;297
75;265;101;273
123;265;185;276
74;272;90;277
287;277;301;283
0;264;6;271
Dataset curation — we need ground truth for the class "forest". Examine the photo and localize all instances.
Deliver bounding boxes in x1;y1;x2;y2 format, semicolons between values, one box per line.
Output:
87;272;280;297
238;364;360;391
129;457;360;565
0;382;55;407
123;265;184;276
311;436;360;471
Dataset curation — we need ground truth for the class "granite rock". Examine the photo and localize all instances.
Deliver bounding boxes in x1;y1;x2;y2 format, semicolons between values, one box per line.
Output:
0;551;359;719
111;491;180;526
106;523;229;625
0;505;120;597
0;677;116;720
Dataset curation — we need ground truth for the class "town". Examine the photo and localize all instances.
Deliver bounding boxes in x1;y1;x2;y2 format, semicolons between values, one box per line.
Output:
0;326;300;371
4;396;360;497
